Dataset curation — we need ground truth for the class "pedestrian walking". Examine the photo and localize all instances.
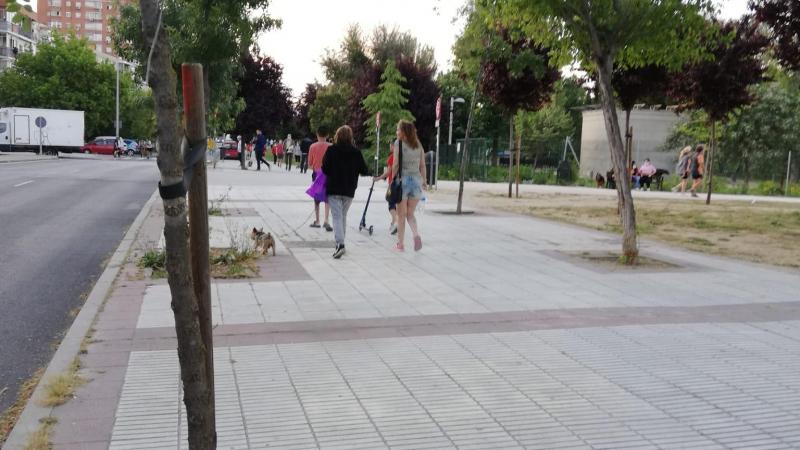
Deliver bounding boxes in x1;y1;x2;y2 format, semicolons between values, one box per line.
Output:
308;127;332;231
273;141;283;167
284;134;294;171
374;142;399;235
300;135;312;173
689;144;705;198
254;129;271;171
238;135;247;170
207;136;220;169
672;146;692;193
392;120;427;252
321;125;371;259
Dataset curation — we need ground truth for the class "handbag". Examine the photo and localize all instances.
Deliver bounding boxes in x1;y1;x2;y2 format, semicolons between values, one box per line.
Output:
306;170;327;202
387;141;403;204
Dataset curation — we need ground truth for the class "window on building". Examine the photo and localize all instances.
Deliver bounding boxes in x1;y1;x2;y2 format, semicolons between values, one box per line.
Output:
90;33;102;42
86;11;101;21
50;21;62;28
76;12;81;18
66;11;72;17
76;2;81;8
66;1;71;6
85;0;100;8
48;0;61;6
85;22;101;30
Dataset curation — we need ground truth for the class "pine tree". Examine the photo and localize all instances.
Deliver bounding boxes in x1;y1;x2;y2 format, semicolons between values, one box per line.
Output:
362;61;415;150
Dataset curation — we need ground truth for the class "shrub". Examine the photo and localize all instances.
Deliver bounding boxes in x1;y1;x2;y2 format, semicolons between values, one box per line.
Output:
755;180;783;196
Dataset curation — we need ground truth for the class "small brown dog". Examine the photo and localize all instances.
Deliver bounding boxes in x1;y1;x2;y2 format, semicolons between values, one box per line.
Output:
251;227;276;256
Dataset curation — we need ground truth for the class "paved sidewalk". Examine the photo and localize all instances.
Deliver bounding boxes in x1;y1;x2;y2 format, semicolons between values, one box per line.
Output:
8;159;800;449
0;151;58;164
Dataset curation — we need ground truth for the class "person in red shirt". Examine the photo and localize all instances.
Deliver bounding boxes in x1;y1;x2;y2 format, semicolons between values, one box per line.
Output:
374;142;398;235
308;127;332;230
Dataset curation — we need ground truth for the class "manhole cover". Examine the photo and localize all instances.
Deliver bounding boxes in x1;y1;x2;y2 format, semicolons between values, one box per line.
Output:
283;240;336;249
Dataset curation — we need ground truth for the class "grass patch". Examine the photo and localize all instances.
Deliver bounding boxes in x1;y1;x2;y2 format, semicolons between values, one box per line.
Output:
0;368;45;445
686;237;715;247
137;248;166;278
38;358;84;408
22;417;57;450
448;190;800;269
210;247;259;279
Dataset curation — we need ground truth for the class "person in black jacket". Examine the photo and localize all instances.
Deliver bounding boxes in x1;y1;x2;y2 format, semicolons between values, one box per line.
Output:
299;136;313;173
322;125;370;259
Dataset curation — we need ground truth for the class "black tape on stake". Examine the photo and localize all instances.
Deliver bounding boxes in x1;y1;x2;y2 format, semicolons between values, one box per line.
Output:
158;136;208;200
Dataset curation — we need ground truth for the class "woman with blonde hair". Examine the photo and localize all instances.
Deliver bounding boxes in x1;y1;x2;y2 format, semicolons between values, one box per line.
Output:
672;146;692;193
391;120;427;251
321;125;370;259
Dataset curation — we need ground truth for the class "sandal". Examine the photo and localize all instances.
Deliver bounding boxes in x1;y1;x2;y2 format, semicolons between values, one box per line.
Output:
414;236;422;251
309;222;321;228
394;243;405;252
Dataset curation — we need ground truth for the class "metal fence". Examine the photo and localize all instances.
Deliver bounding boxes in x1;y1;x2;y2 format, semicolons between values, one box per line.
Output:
435;136;577;183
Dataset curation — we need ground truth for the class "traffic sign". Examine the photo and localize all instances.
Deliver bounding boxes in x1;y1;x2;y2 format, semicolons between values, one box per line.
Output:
35;116;47;128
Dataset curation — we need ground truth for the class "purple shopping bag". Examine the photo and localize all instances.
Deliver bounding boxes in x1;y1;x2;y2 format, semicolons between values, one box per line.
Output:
305;170;327;202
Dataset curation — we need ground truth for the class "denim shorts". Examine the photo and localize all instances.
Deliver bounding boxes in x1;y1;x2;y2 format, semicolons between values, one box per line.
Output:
401;175;423;200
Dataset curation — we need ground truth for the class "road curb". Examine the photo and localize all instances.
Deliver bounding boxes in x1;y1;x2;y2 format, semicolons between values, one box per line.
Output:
0;156;58;164
3;189;159;450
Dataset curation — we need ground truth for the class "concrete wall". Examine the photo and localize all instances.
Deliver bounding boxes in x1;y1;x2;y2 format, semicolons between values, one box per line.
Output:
579;109;683;177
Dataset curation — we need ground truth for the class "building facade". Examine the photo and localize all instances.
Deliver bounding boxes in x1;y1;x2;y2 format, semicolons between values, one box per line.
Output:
0;0;41;71
36;0;118;56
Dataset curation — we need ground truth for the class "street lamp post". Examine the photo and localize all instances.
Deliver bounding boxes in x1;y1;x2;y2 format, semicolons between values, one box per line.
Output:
115;61;120;149
448;97;465;146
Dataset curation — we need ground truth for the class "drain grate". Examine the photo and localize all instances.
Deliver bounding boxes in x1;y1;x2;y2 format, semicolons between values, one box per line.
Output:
283;240;336;249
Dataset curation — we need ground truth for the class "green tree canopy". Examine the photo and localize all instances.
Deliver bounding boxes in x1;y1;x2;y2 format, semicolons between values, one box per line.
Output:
362;62;415;149
309;84;350;137
111;0;279;131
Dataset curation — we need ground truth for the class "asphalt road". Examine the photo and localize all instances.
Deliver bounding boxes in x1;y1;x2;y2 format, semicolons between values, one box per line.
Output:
0;157;158;414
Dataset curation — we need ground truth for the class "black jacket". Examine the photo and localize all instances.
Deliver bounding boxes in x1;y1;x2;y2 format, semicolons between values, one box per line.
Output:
322;144;371;197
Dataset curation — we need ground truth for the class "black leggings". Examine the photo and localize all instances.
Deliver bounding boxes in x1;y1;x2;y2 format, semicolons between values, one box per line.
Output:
640;175;652;189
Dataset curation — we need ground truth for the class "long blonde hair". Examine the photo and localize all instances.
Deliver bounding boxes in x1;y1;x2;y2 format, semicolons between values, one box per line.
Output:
398;120;421;149
679;146;692;159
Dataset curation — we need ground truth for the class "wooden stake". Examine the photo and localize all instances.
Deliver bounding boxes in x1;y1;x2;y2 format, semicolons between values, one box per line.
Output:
181;62;215;446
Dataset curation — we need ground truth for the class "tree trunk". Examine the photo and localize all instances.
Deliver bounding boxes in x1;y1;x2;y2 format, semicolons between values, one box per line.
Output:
595;53;638;262
624;109;632;168
139;2;216;449
515;126;521;198
507;116;513;198
456;64;483;214
706;121;715;205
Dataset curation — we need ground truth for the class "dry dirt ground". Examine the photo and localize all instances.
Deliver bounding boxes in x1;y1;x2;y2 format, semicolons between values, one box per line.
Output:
430;186;800;270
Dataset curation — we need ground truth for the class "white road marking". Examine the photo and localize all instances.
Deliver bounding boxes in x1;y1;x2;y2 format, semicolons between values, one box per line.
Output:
13;180;34;188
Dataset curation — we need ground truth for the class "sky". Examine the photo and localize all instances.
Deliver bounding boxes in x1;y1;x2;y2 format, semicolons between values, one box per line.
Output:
259;0;750;98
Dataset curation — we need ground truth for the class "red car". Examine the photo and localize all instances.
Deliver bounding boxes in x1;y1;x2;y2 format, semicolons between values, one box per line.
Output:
81;136;123;155
220;140;240;160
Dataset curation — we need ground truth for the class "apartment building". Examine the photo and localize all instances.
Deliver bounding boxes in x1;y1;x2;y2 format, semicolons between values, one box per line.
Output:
36;0;118;56
0;0;41;71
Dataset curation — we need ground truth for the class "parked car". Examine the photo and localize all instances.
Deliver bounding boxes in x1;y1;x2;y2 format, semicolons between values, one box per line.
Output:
123;139;140;156
219;140;239;160
80;136;124;155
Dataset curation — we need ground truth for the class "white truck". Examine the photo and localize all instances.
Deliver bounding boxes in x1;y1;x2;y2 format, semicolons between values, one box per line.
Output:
0;107;85;154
